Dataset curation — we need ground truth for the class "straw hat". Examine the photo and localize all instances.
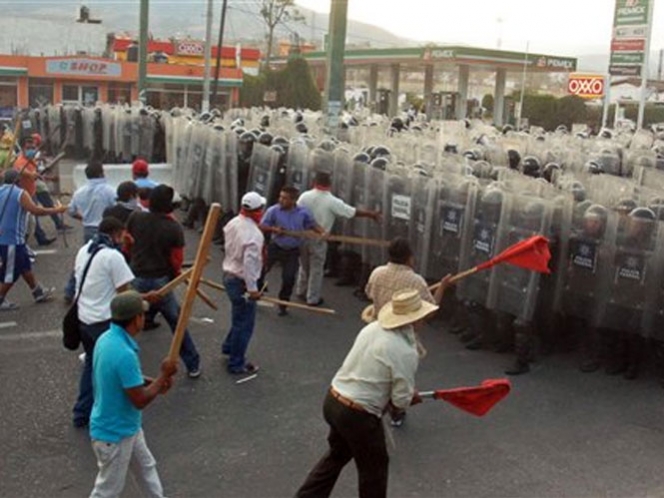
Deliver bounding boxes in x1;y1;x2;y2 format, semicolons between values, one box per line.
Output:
377;289;439;330
361;304;377;324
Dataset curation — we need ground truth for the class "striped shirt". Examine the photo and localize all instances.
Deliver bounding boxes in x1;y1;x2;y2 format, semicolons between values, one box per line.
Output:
0;185;27;246
365;263;435;314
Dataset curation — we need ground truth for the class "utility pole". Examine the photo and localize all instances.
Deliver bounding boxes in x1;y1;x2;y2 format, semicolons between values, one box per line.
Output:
202;0;214;112
658;48;663;81
324;0;349;131
212;0;229;107
138;0;149;106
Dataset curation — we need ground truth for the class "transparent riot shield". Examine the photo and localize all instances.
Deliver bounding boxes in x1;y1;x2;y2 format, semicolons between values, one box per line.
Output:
363;166;387;266
410;175;435;276
598;208;659;336
559;203;617;325
224;131;239;212
138;110;155;161
183;122;207;200
457;185;506;307
247;143;279;204
286;142;310;193
425;175;478;281
383;172;414;244
486;193;553;322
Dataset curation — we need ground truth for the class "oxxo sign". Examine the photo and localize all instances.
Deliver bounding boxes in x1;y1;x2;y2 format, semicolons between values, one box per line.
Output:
567;74;605;99
176;40;204;56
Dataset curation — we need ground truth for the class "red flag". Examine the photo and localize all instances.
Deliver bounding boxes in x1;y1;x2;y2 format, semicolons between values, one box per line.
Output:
433;379;511;417
476;235;551;274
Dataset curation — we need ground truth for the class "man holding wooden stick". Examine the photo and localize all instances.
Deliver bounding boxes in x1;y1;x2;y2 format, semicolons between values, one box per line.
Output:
296;171;381;307
221;192;266;375
127;185;202;379
260;186;324;316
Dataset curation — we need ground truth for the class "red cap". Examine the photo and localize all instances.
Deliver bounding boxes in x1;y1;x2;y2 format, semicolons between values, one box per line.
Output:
31;133;42;147
132;159;149;176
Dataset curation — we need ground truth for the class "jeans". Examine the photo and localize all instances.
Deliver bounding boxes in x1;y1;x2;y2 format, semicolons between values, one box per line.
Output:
296;392;389;498
65;227;99;300
222;275;257;372
265;243;300;302
296;239;328;305
35;190;65;229
90;429;164;498
73;320;111;426
132;276;200;373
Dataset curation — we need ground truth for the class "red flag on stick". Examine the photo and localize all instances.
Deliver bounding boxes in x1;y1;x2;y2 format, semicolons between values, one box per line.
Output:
477;235;551;274
419;379;511;417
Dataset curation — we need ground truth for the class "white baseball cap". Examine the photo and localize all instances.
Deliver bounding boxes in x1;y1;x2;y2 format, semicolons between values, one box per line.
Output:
241;192;266;210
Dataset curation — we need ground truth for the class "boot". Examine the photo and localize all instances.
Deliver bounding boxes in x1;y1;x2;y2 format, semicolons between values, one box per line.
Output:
623;334;644;380
505;359;530;375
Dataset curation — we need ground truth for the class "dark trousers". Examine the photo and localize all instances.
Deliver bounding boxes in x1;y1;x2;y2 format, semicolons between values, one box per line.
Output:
72;319;111;425
296;392;389;498
265;243;300;302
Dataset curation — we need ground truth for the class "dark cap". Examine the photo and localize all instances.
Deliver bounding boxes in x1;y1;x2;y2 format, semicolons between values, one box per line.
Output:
111;291;149;321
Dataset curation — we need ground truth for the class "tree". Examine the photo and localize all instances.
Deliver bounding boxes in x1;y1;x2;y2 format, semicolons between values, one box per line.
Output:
260;0;304;68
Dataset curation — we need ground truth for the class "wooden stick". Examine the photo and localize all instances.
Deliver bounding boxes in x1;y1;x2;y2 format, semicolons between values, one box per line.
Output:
186;279;219;311
155;267;195;297
282;230;390;248
198;277;337;315
167;204;221;364
2;119;21;169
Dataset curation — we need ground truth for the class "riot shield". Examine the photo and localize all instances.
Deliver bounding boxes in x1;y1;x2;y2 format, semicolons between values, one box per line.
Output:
559;203;617;324
286;142;310;193
224;131;240;212
247;143;279;204
425;175;478;281
183;122;207;200
457;185;506;307
189;125;211;203
410;175;435;276
383;172;414;245
138;110;155;161
486;193;553;322
120;108;134;162
363;166;387;266
598;208;659;336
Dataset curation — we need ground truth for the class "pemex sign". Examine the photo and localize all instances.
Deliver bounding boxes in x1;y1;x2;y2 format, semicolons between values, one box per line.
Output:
568;74;605;99
609;0;653;77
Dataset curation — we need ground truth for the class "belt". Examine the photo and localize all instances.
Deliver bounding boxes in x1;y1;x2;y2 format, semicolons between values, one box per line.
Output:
330;387;366;413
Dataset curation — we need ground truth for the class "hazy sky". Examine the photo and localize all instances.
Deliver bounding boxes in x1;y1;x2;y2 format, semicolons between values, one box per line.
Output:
295;0;664;57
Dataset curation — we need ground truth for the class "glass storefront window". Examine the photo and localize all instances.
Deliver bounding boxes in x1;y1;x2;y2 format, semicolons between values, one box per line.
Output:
62;84;99;106
29;79;54;107
108;83;132;104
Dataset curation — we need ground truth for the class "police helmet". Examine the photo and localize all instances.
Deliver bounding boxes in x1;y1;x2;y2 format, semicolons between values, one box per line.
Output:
542;162;561;183
371;145;391;160
295;122;308;134
521;156;542;178
353;152;371;164
507;149;521;170
258;132;273;146
370;157;389;171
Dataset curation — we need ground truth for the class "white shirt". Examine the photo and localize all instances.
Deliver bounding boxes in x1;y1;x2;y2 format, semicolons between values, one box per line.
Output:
222;214;264;292
332;321;420;417
297;188;356;233
74;243;135;325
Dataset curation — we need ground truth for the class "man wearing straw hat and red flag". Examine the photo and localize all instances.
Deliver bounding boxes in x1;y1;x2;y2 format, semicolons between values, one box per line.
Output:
295;289;441;498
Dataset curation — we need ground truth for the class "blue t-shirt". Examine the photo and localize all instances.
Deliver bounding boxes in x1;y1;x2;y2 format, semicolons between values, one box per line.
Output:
134;177;158;190
0;185;27;246
261;204;317;249
90;323;144;443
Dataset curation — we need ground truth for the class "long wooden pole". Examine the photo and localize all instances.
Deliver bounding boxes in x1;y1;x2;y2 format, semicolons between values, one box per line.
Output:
282;230;390;248
167;203;221;364
2;118;21;169
198;277;337;315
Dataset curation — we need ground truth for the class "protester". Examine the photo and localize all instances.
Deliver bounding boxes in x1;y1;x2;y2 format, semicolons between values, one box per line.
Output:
0;169;66;310
12;134;56;246
72;217;159;428
132;159;158;209
221;191;265;374
88;291;177;498
295;289;440;498
260;186;324;316
365;237;452;315
67;160;117;242
103;181;140;225
65;160;117;303
296;171;380;306
127;185;202;378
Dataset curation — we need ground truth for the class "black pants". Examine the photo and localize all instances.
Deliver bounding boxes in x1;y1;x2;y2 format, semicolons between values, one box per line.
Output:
296;392;389;498
265;244;300;302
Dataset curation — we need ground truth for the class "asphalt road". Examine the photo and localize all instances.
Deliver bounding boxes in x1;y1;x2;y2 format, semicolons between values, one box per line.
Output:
2;217;664;498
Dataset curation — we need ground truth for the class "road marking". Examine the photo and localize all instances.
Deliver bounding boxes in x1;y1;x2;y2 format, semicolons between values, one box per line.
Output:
33;249;58;255
0;321;17;329
0;329;60;341
236;373;258;384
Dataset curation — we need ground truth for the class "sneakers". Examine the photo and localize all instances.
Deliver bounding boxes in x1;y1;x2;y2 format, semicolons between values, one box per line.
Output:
33;286;55;303
307;298;324;307
390;411;406;428
0;299;19;311
229;363;259;375
188;367;202;379
78;353;86;364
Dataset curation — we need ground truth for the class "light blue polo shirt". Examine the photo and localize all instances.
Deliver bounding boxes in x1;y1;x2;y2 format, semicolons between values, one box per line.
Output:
90;323;144;443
